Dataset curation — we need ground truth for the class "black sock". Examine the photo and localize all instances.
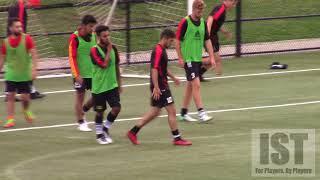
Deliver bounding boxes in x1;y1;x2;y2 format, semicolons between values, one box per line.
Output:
78;119;84;124
95;114;103;124
103;126;109;134
107;112;117;123
198;108;204;112
181;108;188;117
83;105;90;113
200;67;207;76
96;133;104;139
172;129;181;141
130;126;141;135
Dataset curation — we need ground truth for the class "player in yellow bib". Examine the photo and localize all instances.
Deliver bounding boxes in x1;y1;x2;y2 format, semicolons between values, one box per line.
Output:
0;18;38;128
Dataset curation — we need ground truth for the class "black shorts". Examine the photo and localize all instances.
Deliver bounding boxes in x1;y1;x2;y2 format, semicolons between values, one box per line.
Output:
151;89;174;108
93;87;121;112
184;62;202;81
5;81;32;94
210;35;220;53
73;78;92;92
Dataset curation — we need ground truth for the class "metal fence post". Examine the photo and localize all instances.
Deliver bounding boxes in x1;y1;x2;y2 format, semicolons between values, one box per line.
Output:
125;0;131;64
235;0;242;57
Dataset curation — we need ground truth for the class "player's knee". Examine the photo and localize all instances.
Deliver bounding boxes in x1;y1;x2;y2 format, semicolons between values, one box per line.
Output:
111;106;121;115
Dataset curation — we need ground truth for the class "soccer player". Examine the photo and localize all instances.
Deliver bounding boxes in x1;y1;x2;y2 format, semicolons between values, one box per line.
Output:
69;15;97;132
176;0;215;122
200;0;238;80
0;18;38;128
5;0;45;101
127;29;192;146
90;25;122;145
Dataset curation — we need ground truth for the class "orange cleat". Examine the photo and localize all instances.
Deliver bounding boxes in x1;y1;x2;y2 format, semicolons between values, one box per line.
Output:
3;119;15;128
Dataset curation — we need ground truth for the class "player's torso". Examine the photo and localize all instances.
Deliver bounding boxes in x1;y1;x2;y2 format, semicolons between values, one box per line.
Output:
4;34;32;81
92;46;118;94
181;17;205;62
211;4;226;35
74;31;97;78
150;47;169;90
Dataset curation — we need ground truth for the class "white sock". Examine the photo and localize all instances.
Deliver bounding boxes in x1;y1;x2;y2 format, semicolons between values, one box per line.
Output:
104;120;113;129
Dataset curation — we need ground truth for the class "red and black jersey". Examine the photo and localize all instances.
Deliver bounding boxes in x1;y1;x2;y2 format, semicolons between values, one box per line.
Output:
176;15;210;41
150;44;169;91
209;4;226;37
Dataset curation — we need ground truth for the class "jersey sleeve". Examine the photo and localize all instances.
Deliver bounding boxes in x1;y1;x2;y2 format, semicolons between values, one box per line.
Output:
68;34;80;77
25;34;35;50
151;45;163;70
90;47;107;68
176;18;188;41
1;41;6;55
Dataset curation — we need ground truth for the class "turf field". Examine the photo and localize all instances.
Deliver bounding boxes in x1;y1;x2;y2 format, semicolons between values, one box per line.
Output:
0;51;319;180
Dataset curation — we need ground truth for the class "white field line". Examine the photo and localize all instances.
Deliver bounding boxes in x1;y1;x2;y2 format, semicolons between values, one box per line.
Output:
1;100;320;133
1;68;320;98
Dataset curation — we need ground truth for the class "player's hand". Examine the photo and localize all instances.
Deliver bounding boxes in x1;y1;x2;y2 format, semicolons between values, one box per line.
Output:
107;41;113;52
173;77;180;86
152;87;162;100
75;76;83;85
32;70;37;80
223;31;232;40
210;58;216;68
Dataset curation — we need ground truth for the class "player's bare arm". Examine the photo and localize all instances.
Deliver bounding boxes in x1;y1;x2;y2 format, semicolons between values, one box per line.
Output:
151;68;161;100
29;48;38;80
204;39;216;68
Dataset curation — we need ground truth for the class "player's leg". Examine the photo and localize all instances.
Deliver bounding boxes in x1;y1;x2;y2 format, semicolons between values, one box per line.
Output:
214;52;222;76
127;106;162;145
74;79;92;131
190;63;213;122
103;88;122;143
179;63;198;122
4;81;16;128
82;78;94;113
19;81;34;123
165;103;192;146
93;92;109;145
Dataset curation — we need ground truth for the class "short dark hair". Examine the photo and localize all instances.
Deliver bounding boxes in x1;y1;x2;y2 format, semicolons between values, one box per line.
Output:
8;18;21;27
81;15;97;25
95;25;110;36
160;29;175;39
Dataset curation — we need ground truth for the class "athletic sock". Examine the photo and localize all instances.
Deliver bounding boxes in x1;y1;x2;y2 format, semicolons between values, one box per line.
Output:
95;123;103;138
181;108;188;117
172;129;182;141
83;105;90;113
78;119;84;124
198;108;204;112
130;126;141;135
104;112;117;129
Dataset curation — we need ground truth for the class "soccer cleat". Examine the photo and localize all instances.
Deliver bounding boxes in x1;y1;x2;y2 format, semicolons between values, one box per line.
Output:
3;119;15;128
96;135;109;145
199;111;213;123
104;130;113;144
24;111;34;124
173;139;192;146
31;91;46;100
78;121;92;132
179;114;198;122
127;131;140;145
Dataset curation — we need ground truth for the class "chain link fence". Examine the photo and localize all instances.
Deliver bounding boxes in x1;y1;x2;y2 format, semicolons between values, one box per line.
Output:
0;0;319;74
